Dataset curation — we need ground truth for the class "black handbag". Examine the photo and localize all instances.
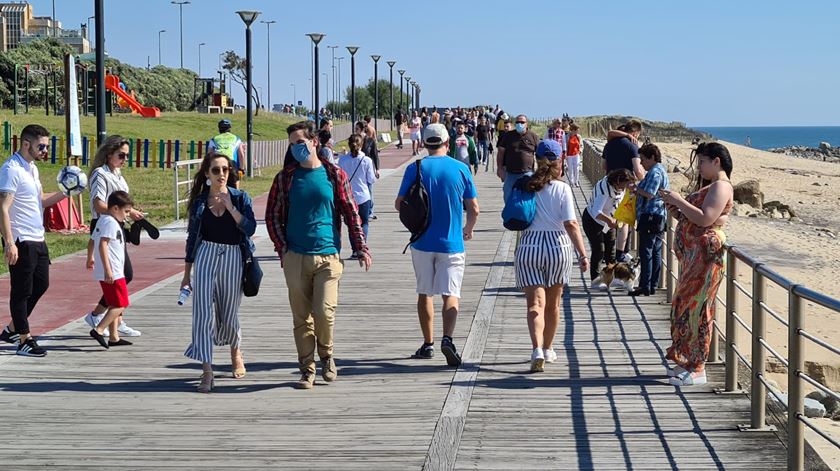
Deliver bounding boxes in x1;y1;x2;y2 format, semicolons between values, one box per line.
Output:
241;244;262;297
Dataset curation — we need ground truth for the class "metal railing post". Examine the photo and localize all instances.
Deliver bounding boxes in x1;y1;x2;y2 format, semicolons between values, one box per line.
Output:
788;286;804;471
749;267;768;429
724;249;740;392
665;216;674;303
174;164;180;220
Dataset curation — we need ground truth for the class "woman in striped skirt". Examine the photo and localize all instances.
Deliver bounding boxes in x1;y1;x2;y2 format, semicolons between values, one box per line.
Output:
515;140;589;373
181;153;256;393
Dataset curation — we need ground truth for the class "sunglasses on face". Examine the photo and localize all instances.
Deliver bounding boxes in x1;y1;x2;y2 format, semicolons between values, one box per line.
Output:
211;166;230;175
116;152;128;160
516;121;527;125
37;143;50;152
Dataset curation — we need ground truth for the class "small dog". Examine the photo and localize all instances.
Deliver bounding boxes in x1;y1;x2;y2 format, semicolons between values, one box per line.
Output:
592;258;641;292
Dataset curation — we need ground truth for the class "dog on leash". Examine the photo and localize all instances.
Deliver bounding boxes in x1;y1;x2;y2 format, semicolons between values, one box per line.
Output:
592;258;641;292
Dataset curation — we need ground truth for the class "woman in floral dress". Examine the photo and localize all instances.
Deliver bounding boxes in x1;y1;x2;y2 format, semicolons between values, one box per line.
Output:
660;142;734;386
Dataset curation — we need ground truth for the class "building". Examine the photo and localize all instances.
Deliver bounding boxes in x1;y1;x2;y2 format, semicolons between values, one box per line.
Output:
0;2;90;53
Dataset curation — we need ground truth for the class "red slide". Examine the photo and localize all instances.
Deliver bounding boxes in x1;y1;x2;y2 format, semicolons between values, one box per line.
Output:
105;75;161;118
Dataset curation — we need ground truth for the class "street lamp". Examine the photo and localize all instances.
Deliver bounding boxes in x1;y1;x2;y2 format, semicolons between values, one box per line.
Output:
327;46;338;116
94;0;105;144
237;10;261;178
171;1;190;69
410;81;417;112
198;42;205;76
290;83;296;112
398;69;405;118
307;33;326;123
86;15;94;41
260;20;276;113
386;60;396;131
158;29;166;65
337;57;345;115
346;46;359;124
404;75;412;114
370;55;381;132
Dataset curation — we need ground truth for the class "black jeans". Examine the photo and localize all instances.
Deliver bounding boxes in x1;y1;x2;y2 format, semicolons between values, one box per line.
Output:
582;209;616;280
8;240;50;335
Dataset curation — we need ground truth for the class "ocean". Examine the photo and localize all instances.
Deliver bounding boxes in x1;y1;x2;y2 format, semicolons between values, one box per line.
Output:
692;126;840;151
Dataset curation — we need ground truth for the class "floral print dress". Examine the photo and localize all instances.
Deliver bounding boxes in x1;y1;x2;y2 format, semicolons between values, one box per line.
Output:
666;185;733;372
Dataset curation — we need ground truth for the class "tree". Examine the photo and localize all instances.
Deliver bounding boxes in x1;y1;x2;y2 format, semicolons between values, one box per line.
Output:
221;50;262;116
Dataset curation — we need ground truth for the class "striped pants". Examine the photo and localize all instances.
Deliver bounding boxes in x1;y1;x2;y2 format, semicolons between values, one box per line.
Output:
515;231;574;290
184;241;244;364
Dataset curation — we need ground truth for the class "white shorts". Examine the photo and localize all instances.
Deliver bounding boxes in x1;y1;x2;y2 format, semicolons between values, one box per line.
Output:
410;249;466;298
410;131;422;141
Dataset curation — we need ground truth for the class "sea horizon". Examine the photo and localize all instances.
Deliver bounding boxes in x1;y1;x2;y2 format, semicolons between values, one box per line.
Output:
691;126;840;151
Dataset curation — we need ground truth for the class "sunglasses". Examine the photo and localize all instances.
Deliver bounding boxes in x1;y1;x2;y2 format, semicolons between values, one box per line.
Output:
515;121;527;124
37;143;50;152
210;166;230;175
116;152;128;160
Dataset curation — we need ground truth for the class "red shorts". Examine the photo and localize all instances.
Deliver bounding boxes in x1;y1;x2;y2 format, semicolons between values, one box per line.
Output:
99;278;130;308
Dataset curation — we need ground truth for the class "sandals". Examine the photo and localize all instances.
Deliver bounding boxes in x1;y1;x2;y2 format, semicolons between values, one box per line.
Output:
232;350;246;379
197;371;214;393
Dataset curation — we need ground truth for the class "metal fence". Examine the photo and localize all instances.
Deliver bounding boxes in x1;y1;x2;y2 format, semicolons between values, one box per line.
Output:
581;138;840;470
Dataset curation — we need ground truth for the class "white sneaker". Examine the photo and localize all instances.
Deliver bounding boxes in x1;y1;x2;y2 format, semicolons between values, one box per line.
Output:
618;253;632;263
543;348;558;363
84;312;104;328
530;348;545;373
669;370;707;386
667;365;687;377
118;321;141;337
592;281;608;291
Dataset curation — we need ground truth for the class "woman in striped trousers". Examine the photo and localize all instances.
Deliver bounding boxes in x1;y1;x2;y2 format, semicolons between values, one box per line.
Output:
181;153;257;393
514;140;589;373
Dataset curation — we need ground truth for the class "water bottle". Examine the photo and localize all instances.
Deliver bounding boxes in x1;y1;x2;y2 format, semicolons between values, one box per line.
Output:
177;286;192;305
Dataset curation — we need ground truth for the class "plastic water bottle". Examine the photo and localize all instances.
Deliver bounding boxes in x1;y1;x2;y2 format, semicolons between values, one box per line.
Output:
177;286;192;305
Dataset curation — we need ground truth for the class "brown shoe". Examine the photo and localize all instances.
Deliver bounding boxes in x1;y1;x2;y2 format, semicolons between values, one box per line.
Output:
295;372;315;389
321;357;337;382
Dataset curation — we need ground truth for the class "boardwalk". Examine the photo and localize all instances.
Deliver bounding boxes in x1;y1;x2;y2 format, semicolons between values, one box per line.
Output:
0;150;786;469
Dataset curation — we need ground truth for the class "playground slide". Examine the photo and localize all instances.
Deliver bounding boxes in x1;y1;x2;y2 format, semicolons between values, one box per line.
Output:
105;75;160;118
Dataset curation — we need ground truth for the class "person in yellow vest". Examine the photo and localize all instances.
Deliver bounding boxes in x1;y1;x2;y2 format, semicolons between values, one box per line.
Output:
207;119;246;187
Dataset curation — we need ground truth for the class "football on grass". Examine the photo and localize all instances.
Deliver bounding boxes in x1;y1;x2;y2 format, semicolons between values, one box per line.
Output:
56;166;88;196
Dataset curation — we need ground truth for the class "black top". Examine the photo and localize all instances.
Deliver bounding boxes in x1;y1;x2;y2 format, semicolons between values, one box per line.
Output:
498;130;539;173
602;137;639;172
395;112;404;125
476;124;491;142
201;208;240;245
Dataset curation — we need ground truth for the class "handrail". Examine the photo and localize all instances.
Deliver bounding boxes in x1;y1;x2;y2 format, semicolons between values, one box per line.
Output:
581;139;840;471
173;158;202;220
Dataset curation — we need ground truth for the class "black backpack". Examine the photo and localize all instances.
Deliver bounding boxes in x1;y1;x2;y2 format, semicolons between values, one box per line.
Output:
399;160;431;253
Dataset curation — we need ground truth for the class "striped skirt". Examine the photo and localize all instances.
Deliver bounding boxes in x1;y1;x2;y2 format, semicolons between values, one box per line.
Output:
514;231;574;290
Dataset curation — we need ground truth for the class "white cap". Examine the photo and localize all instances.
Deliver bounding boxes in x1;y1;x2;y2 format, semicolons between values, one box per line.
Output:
423;123;449;145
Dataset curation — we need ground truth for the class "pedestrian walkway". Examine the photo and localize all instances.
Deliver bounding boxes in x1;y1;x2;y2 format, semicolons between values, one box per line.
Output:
0;144;786;469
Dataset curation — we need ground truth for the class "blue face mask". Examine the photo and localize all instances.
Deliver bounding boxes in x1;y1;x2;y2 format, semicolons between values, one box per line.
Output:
515;123;527;133
291;142;311;163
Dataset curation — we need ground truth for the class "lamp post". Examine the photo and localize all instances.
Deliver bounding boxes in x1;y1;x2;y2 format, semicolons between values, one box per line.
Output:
171;1;190;69
370;55;380;132
411;81;417;111
346;46;359;124
197;42;205;76
290;83;296;111
404;75;412;114
398;69;405;117
86;15;94;41
327;45;338;116
307;33;326;123
386;60;396;131
260;20;276;113
337;57;345;116
237;10;261;178
95;0;105;144
158;30;166;65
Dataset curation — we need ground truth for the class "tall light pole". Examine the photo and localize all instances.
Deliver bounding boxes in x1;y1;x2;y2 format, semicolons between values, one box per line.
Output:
411;81;417;111
337;57;345;116
290;83;296;111
197;42;205;76
171;1;190;69
346;46;359;124
158;30;166;66
95;0;106;145
398;69;405;118
327;46;338;116
307;33;326;123
404;75;412;114
237;10;261;178
86;15;94;42
260;20;276;113
386;60;396;131
370;55;380;132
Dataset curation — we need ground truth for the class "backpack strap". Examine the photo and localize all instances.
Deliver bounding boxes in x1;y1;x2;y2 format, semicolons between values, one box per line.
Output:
402;159;424;254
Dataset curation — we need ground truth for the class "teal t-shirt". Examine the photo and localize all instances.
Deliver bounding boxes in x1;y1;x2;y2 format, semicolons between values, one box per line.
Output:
287;166;338;255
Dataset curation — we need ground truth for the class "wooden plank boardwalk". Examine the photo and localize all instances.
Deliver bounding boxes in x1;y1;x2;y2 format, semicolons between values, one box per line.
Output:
0;154;787;470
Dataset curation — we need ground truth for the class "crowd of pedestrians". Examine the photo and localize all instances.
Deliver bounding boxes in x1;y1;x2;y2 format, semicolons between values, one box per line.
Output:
0;112;733;391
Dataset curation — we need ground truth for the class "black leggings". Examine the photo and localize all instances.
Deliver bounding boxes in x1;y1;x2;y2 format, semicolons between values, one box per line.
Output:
582;209;616;280
8;241;50;335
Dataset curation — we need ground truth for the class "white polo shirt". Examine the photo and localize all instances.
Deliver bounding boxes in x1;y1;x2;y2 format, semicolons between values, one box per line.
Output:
0;153;45;243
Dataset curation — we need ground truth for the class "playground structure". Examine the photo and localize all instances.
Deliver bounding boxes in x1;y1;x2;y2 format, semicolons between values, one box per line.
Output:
105;74;160;117
193;72;234;114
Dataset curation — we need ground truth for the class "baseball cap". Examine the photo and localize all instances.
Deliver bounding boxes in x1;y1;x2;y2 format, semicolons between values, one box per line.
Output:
536;140;563;161
423;123;449;145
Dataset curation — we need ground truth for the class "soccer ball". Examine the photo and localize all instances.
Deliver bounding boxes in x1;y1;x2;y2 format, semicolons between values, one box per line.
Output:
56;166;88;196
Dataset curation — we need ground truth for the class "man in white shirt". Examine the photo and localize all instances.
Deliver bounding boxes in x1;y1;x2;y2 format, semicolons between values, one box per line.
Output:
0;124;68;357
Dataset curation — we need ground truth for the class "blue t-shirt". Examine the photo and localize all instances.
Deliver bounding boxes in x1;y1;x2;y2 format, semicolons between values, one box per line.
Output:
287;166;338;255
602;137;639;172
398;156;477;254
636;163;669;218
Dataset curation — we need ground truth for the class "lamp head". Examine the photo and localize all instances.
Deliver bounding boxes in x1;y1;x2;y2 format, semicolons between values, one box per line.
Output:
237;10;261;26
371;55;381;63
398;69;405;76
306;33;325;44
386;60;396;67
346;46;359;56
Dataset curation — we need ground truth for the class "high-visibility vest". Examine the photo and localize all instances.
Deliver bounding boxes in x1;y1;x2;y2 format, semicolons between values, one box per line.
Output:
210;132;241;162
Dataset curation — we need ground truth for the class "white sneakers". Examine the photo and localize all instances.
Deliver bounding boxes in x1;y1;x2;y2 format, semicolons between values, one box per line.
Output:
592;281;608;291
83;312;142;337
530;348;545;373
543;348;558;363
669;369;707;386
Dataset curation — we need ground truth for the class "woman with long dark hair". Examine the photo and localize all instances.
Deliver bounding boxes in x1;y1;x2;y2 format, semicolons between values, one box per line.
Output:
660;142;734;386
181;152;257;393
514;140;588;373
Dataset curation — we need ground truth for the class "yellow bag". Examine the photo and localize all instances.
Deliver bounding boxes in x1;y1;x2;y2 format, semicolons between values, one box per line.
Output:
614;191;637;226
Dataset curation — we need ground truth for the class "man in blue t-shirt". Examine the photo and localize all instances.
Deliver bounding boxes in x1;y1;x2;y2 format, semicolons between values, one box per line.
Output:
395;123;480;367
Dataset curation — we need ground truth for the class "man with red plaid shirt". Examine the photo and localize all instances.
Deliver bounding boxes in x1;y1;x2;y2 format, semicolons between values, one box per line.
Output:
266;121;372;390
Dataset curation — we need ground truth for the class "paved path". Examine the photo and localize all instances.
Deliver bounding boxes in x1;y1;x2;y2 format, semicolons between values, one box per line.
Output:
0;144;786;469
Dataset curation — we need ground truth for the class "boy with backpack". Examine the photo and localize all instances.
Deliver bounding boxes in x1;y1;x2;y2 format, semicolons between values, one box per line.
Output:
395;123;480;367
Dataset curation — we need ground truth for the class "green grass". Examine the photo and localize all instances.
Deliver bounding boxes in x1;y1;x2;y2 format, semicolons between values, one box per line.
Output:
0;109;304;143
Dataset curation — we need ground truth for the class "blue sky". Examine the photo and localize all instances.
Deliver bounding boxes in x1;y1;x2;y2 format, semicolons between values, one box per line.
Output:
27;0;840;126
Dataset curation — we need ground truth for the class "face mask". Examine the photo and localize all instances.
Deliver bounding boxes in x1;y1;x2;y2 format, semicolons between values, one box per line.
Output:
515;123;526;133
291;142;311;163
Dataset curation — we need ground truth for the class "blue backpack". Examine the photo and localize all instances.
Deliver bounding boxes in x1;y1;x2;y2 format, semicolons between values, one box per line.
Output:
502;176;536;231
